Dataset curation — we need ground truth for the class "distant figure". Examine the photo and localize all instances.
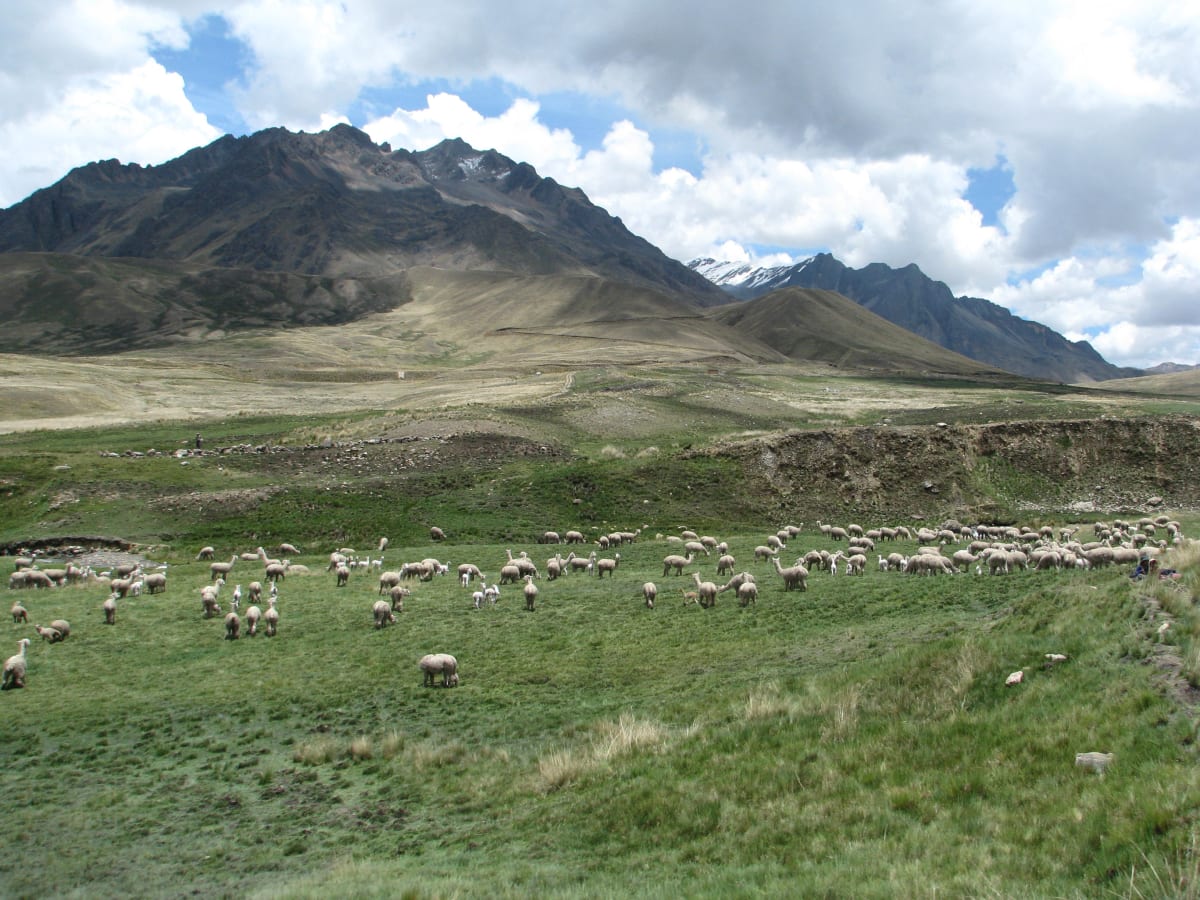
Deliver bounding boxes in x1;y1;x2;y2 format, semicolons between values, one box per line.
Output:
195;433;203;450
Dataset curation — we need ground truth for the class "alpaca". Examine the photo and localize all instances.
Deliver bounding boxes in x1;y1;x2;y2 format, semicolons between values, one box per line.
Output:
595;554;620;577
771;556;808;591
210;555;237;581
662;553;695;576
264;598;279;636
373;599;397;629
245;604;262;636
419;653;459;687
691;572;719;608
2;639;31;689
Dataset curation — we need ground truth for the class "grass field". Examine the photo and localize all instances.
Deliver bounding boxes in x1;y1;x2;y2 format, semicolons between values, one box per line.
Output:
2;383;1200;897
3;528;1199;898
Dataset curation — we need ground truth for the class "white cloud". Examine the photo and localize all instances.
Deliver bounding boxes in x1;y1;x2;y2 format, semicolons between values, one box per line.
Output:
0;0;192;132
1138;217;1200;326
364;94;582;178
223;0;403;130
989;218;1200;366
1040;5;1189;109
0;60;220;207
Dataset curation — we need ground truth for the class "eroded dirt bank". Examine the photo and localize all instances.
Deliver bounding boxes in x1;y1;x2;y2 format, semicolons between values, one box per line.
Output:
695;415;1200;522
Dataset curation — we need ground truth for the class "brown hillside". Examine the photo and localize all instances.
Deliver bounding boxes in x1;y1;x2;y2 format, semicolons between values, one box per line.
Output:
710;287;1006;376
1091;367;1200;398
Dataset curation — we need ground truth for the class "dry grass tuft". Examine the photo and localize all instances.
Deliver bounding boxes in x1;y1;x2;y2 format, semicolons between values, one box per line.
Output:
1126;829;1200;899
744;681;803;721
535;713;690;793
820;684;863;743
293;736;342;766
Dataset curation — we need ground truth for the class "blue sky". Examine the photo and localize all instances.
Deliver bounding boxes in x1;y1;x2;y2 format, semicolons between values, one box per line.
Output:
2;1;1198;368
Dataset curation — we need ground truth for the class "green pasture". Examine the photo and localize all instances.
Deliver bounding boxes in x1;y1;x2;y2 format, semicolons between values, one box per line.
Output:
3;518;1199;897
1;409;1199;898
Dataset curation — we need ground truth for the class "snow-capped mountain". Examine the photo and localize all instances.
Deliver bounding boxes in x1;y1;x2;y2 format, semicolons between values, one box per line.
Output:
688;254;1141;383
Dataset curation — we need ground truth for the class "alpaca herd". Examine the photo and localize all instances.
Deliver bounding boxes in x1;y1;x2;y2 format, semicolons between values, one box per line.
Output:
4;513;1188;694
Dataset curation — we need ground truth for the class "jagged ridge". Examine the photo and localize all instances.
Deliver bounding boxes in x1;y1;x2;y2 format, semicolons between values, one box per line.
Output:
690;253;1141;382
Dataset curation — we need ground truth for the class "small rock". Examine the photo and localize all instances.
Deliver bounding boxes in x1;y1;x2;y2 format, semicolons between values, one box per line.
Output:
1005;670;1024;686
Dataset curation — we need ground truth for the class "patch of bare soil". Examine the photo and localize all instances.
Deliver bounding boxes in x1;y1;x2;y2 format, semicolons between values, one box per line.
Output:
116;434;566;518
696;416;1200;520
149;487;281;516
1141;590;1200;715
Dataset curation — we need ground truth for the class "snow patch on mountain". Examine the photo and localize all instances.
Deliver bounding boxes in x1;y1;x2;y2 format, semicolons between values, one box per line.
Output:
458;154;510;181
689;256;813;291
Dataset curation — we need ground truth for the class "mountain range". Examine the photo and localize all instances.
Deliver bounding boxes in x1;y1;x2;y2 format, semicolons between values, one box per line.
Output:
689;256;1141;383
0;124;1147;383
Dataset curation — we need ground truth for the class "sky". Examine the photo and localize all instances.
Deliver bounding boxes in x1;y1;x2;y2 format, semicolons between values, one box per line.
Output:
2;2;1199;369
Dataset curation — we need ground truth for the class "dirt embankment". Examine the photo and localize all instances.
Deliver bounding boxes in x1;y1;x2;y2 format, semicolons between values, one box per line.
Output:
697;416;1200;522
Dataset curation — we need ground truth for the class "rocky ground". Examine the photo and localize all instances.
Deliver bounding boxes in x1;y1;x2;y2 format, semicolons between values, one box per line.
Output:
698;415;1200;521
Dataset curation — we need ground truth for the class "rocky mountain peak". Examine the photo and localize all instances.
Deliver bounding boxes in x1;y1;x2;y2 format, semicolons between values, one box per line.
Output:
691;254;1142;382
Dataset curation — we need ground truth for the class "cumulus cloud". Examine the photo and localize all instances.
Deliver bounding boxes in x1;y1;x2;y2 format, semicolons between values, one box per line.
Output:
366;95;1011;286
991;218;1200;367
365;94;582;178
0;60;220;207
0;0;188;118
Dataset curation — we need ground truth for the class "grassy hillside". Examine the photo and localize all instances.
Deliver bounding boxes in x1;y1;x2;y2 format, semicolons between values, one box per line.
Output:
2;409;1200;897
1098;368;1200;398
709;287;1006;376
3;514;1199;897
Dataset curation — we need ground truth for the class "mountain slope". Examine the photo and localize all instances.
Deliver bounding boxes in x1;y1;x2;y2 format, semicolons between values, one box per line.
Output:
710;287;1006;376
0;252;412;354
0;124;729;306
1093;367;1200;398
691;254;1139;383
